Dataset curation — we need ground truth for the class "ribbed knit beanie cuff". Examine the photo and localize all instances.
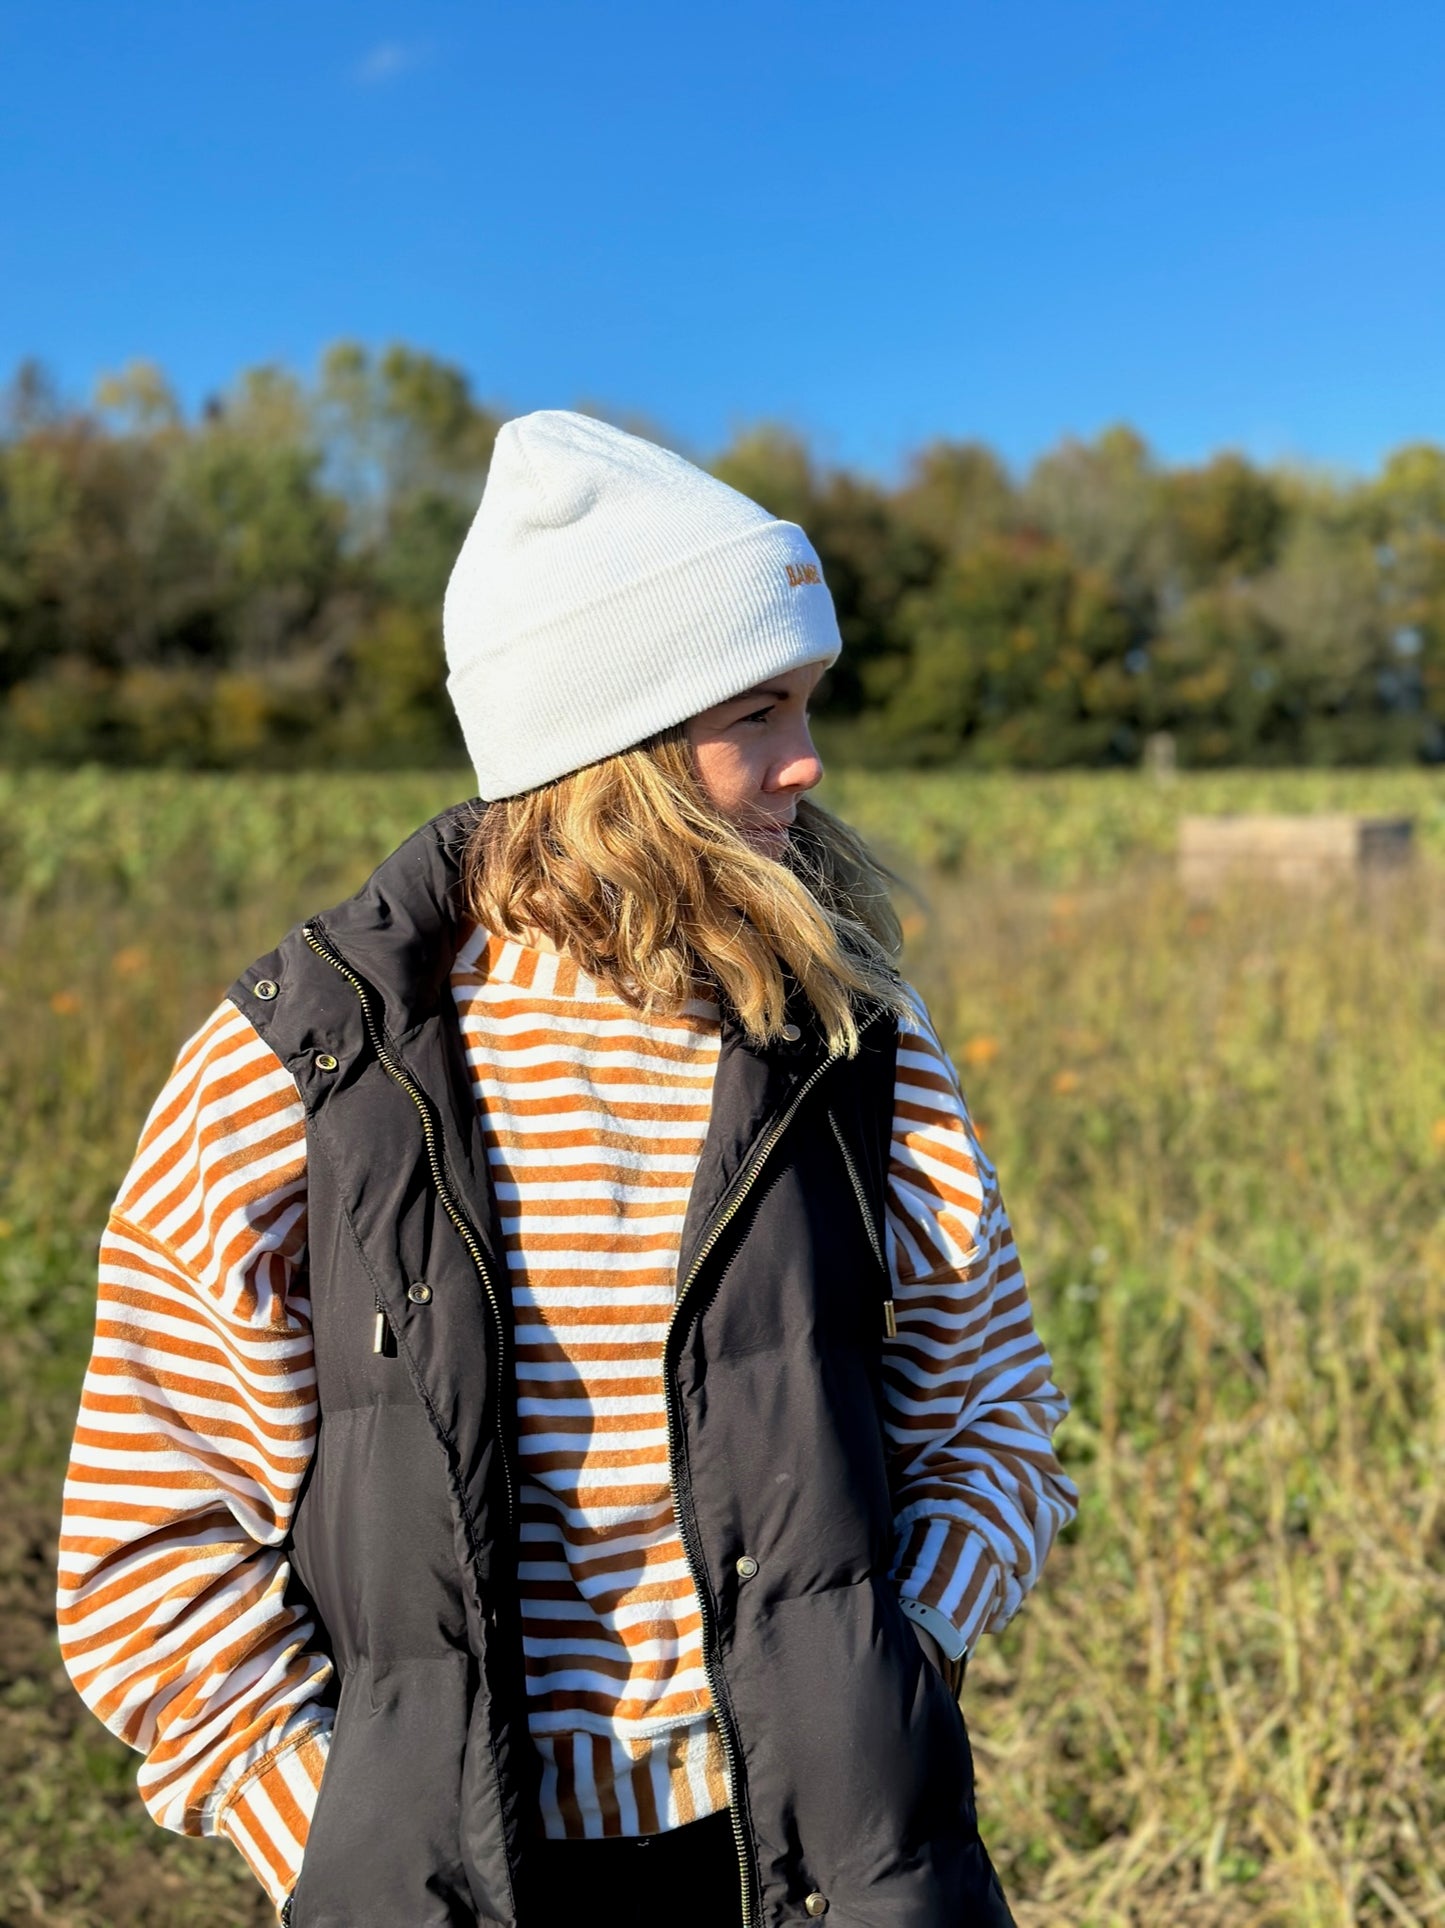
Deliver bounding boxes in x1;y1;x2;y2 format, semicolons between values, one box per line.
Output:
442;411;842;800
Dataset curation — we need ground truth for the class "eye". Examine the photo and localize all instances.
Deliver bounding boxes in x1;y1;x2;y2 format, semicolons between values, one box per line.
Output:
738;706;775;726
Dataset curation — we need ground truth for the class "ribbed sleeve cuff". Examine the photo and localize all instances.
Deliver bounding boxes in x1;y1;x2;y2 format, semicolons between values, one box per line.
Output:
890;1514;1017;1656
899;1596;970;1663
215;1723;330;1913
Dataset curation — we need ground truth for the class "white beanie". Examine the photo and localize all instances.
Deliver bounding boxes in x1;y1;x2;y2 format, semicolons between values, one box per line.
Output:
442;410;842;799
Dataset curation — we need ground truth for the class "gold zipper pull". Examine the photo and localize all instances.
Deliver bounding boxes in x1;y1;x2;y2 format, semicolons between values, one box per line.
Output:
882;1299;898;1339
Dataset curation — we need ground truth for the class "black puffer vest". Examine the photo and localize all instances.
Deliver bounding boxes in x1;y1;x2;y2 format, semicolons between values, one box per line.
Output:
230;805;1007;1927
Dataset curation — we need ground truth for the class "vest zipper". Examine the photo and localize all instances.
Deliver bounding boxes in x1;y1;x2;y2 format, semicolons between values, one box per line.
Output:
300;922;517;1529
827;1107;896;1337
663;1010;886;1928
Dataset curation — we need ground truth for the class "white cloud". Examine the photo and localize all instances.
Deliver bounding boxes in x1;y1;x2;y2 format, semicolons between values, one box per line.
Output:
352;40;430;85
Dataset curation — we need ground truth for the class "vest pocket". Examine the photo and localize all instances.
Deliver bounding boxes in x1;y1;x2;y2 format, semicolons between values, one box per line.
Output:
875;1575;978;1804
871;1573;979;1834
730;1572;978;1906
287;1655;475;1928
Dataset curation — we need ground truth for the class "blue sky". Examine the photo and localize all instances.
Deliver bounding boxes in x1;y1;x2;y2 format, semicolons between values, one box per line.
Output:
2;0;1442;478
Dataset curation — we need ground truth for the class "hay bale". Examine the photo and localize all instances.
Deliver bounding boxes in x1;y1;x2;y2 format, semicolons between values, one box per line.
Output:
1178;814;1414;897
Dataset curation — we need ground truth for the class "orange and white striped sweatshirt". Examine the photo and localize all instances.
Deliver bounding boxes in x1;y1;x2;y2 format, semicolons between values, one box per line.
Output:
58;927;1077;1912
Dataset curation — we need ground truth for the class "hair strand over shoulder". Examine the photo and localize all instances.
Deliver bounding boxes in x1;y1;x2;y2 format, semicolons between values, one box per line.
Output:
460;725;915;1056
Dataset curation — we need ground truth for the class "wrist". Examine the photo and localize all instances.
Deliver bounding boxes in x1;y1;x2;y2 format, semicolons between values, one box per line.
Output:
906;1619;969;1694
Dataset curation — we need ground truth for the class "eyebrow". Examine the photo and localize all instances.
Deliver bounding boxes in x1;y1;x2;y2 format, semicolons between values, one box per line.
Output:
726;685;792;705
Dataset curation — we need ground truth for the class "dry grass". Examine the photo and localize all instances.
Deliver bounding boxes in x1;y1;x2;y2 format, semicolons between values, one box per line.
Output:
2;772;1443;1925
904;874;1445;1925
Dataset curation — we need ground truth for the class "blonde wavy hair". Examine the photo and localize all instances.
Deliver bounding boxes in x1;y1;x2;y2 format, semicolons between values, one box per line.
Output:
459;724;914;1057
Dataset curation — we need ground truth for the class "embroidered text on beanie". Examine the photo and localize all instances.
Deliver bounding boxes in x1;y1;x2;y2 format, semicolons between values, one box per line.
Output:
442;410;842;800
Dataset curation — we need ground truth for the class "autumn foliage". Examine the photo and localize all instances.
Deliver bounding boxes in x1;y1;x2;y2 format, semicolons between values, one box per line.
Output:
5;350;1445;769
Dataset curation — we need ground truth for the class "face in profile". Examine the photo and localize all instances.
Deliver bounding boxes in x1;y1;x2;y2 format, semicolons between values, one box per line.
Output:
683;662;827;856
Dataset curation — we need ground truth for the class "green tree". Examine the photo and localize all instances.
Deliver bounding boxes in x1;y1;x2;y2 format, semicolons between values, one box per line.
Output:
1024;426;1169;615
878;536;1136;767
894;441;1016;559
1162;452;1290;589
712;428;941;722
1147;589;1293;765
1369;445;1445;755
4;354;1445;772
710;424;819;531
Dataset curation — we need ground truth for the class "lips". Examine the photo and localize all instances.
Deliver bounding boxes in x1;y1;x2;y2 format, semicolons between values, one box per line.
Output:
736;812;794;853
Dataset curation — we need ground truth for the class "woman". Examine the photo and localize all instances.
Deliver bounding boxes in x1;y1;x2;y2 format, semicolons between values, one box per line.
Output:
58;412;1077;1927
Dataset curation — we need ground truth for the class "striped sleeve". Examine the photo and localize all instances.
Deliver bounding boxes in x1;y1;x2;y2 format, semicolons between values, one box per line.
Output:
56;999;330;1914
882;989;1078;1659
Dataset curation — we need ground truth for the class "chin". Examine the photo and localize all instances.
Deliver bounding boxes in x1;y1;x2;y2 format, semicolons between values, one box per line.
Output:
746;826;790;858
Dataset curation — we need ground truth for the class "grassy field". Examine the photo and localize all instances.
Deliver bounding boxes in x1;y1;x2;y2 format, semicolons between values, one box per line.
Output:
3;768;1444;1926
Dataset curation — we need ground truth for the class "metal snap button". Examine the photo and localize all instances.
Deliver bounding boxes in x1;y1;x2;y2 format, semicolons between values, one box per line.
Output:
407;1282;432;1305
780;1022;801;1043
735;1554;759;1581
314;1052;339;1072
253;979;278;1000
804;1894;828;1916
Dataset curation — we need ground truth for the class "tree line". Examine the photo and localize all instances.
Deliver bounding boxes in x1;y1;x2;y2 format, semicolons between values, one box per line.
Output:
3;346;1445;770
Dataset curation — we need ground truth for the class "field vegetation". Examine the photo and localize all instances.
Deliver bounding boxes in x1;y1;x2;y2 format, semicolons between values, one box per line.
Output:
3;769;1443;1925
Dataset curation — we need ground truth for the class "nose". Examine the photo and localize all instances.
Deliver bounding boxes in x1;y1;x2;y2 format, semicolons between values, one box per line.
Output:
768;718;824;796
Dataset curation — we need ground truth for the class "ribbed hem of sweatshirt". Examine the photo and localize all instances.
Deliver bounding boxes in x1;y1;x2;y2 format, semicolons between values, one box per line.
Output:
533;1715;730;1839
